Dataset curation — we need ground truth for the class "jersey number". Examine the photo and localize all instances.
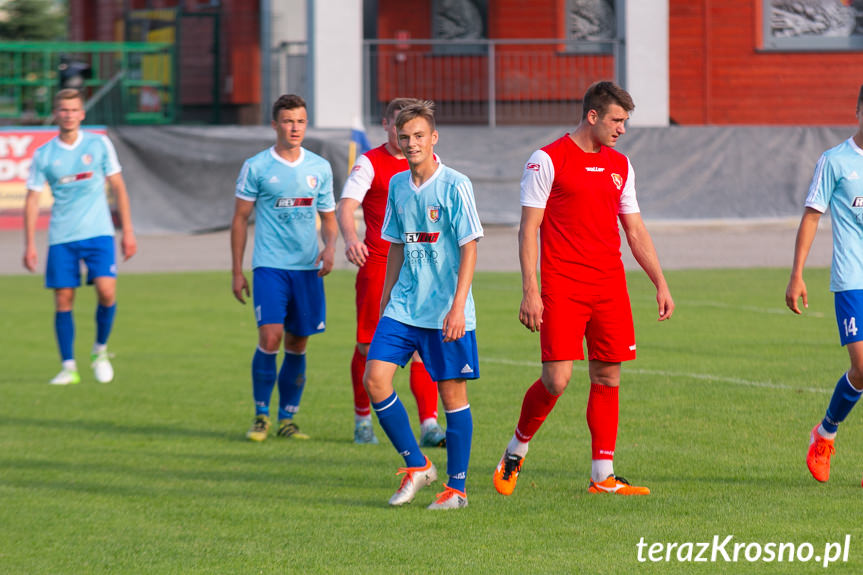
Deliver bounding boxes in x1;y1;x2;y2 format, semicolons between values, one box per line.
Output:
844;317;858;337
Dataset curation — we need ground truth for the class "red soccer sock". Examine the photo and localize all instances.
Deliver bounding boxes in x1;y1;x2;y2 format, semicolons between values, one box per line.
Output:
514;378;561;442
410;361;439;422
351;347;371;418
586;382;619;460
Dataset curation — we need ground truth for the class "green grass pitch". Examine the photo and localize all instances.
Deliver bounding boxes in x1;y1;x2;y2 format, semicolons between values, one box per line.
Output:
2;267;863;574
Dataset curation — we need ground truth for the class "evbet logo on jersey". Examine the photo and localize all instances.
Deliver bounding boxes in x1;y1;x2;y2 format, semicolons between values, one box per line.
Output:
58;171;94;185
611;173;623;190
274;197;314;208
405;232;440;243
852;197;863;207
526;162;540;171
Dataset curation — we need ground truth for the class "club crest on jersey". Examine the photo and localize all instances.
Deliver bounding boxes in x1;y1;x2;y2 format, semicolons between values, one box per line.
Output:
427;205;441;223
611;173;623;190
526;162;540;172
81;153;93;165
275;197;314;208
853;197;863;208
306;175;318;189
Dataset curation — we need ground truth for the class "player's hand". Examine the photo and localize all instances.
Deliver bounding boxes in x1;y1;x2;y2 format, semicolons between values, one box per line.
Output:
442;306;466;342
786;276;808;315
22;245;37;272
232;273;250;304
344;239;369;267
656;285;674;321
317;246;335;277
519;290;543;332
121;231;137;261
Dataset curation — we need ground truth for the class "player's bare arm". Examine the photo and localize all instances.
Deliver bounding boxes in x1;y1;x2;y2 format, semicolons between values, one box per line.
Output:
335;197;369;267
380;242;404;317
22;189;40;271
442;240;477;342
786;208;822;314
230;197;254;304
518;206;545;332
107;172;137;261
317;210;338;277
620;212;674;321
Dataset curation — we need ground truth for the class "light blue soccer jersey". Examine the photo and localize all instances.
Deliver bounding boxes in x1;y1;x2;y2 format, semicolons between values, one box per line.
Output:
806;137;863;292
27;131;120;246
380;162;484;330
235;147;334;270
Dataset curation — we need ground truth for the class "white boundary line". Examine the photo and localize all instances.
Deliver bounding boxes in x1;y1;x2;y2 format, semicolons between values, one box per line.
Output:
482;357;829;394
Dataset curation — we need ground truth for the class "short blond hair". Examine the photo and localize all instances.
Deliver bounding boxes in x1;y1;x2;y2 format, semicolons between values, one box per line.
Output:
54;89;84;108
395;100;436;131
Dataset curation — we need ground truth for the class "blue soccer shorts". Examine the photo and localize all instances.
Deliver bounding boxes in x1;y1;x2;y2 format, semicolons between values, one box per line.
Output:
835;290;863;346
45;235;116;289
367;315;479;382
252;267;326;336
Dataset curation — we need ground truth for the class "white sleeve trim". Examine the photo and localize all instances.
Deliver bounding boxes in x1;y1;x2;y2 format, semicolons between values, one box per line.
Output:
520;150;554;208
340;154;375;202
380;232;403;244
618;158;640;214
804;153;829;212
458;230;484;246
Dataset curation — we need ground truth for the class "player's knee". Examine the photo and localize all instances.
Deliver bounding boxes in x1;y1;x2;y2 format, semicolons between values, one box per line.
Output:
541;376;569;396
847;366;863;391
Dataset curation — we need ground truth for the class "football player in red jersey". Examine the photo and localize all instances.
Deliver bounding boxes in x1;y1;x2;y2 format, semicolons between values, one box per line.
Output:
336;98;445;446
493;81;674;496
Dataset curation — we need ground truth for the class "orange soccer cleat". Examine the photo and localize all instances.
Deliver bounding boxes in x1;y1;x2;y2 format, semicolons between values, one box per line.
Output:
807;424;835;483
588;475;650;495
493;451;525;496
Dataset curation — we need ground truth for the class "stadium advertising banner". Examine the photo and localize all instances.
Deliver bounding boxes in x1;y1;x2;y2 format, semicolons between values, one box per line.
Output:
0;126;107;229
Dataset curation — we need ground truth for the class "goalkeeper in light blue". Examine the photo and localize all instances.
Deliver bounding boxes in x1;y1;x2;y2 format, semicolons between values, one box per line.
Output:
23;89;137;385
364;100;483;510
231;94;337;443
788;84;863;485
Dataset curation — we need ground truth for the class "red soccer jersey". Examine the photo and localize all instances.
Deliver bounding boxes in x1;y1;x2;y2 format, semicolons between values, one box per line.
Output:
521;134;637;285
354;144;409;264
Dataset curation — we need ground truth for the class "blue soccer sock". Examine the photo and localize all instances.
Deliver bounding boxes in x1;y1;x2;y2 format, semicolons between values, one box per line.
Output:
251;347;278;416
277;351;306;420
54;311;75;362
822;372;863;434
95;303;116;346
372;391;425;468
444;405;473;493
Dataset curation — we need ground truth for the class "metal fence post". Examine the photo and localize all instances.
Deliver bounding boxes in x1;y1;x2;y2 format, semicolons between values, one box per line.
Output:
487;41;495;128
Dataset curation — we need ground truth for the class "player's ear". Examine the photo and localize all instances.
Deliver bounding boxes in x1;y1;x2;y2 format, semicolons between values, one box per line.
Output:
431;130;439;146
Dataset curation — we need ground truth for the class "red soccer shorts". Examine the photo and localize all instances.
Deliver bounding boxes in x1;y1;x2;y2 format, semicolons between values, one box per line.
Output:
539;275;636;363
355;259;387;344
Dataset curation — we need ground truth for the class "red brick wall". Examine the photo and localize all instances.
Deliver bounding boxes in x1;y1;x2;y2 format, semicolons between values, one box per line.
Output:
670;0;863;125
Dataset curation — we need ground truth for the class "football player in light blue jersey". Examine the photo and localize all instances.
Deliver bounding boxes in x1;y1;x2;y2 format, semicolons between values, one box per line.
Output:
788;84;863;485
231;94;337;442
364;100;483;510
22;89;137;385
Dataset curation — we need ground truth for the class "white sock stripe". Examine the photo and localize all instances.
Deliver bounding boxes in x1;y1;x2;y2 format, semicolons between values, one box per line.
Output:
445;404;471;414
256;346;278;355
284;349;306;356
374;395;399;412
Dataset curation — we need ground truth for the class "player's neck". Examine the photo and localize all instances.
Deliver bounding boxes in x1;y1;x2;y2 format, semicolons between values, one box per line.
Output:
58;128;79;145
274;142;302;162
570;126;601;153
409;158;439;187
854;131;863;150
385;141;404;159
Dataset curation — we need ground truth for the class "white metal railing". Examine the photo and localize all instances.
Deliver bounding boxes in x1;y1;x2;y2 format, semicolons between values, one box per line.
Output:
363;38;622;126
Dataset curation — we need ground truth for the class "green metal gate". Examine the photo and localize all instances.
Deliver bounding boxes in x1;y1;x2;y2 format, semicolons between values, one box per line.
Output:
0;41;177;125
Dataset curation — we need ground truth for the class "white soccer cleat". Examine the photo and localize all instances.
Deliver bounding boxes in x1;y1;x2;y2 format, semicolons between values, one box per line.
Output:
49;367;81;385
90;351;114;383
388;455;437;506
427;485;468;510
